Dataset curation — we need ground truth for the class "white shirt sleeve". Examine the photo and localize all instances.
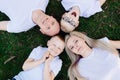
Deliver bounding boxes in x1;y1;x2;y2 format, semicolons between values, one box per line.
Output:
83;0;102;18
61;0;80;11
99;37;110;43
38;0;49;12
28;46;42;59
50;57;62;76
61;0;102;18
7;21;34;33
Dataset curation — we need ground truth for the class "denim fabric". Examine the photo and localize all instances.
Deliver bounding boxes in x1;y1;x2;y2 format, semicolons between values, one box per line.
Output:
11;78;16;80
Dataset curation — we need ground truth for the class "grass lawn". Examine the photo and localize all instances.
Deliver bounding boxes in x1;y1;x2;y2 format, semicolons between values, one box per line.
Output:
0;0;120;80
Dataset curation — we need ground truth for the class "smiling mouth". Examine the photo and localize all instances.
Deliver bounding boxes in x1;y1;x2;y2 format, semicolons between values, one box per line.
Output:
71;12;76;17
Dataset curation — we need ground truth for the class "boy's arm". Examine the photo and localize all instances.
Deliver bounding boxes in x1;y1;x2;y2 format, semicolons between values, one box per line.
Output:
0;21;9;31
22;51;49;71
22;58;44;71
44;55;55;80
44;62;55;80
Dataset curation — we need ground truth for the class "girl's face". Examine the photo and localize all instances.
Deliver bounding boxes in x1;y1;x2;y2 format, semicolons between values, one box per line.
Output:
47;36;65;57
61;12;79;30
67;35;87;55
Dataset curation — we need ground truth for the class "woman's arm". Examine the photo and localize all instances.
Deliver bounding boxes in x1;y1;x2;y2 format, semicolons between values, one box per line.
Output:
22;51;49;71
109;40;120;49
44;55;55;80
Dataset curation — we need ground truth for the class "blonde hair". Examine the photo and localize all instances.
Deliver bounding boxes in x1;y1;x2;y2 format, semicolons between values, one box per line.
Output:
65;31;118;80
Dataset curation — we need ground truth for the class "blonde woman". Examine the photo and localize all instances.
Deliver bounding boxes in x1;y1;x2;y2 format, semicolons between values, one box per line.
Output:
60;0;106;33
65;31;120;80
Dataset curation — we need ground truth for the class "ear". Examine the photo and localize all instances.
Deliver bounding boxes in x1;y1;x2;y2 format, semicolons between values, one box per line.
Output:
40;29;45;34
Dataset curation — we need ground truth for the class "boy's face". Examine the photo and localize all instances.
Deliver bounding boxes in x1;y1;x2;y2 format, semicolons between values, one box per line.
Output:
47;36;65;56
39;16;60;36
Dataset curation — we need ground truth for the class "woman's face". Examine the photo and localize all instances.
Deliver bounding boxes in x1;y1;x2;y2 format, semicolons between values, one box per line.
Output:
47;36;65;57
67;35;87;55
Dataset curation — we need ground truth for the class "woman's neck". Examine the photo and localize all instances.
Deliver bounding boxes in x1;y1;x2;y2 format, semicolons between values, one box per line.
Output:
81;46;92;58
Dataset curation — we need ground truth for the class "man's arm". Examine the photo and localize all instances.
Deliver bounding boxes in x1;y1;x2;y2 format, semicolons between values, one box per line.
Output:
0;21;9;31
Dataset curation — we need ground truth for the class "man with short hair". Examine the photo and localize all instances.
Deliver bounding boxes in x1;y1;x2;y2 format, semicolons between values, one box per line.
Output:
0;0;60;36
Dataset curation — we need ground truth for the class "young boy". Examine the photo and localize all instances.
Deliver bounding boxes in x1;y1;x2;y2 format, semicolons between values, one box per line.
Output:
12;35;65;80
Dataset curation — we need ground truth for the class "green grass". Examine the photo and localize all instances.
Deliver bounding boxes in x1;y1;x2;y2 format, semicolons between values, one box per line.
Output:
0;0;120;80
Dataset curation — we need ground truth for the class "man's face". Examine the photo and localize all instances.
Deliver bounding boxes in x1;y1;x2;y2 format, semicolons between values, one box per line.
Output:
39;16;60;36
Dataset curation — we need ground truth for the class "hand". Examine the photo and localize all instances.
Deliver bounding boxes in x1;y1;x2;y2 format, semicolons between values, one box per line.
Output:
45;55;54;64
41;51;50;62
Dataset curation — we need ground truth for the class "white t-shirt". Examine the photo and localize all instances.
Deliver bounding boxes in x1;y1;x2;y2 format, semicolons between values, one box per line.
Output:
0;0;49;33
78;37;120;80
14;46;62;80
61;0;102;18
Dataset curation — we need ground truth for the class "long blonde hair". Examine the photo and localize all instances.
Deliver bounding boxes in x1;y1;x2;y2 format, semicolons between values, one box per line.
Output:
65;31;118;80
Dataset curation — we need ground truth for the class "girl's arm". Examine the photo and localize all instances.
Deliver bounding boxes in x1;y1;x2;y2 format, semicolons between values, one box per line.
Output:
44;55;55;80
0;21;8;31
99;0;106;6
22;52;49;71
